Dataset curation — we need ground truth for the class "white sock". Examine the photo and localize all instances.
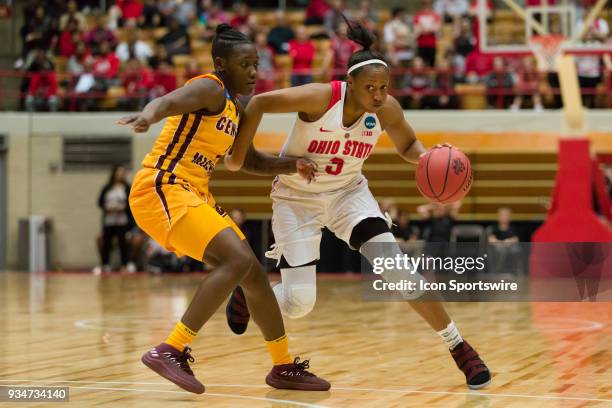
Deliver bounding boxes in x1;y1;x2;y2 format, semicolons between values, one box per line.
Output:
437;321;463;350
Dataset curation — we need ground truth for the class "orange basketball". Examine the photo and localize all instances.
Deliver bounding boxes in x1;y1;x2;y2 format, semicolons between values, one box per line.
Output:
416;146;473;204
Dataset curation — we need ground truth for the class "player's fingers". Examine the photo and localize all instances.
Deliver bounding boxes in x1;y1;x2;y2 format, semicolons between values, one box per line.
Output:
117;116;137;125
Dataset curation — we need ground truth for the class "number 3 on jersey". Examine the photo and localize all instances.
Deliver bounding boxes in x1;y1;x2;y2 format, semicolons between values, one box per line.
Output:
325;157;344;175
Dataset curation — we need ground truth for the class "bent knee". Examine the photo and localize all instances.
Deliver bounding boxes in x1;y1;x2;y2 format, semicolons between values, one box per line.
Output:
274;282;317;319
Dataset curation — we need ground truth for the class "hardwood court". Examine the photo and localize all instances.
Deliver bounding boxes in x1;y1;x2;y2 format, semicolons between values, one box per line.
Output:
1;271;611;407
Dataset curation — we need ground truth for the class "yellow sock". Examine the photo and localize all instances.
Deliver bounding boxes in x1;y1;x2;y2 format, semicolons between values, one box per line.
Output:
266;334;293;365
165;321;197;351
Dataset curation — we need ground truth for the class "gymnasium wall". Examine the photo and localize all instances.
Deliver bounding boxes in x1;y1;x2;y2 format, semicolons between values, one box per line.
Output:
1;111;612;270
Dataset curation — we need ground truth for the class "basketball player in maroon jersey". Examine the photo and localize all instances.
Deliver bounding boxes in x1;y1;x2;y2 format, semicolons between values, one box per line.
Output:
225;18;491;389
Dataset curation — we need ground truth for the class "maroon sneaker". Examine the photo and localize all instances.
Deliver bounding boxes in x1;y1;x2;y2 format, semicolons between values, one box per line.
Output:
266;357;331;391
450;340;491;390
141;343;205;394
226;286;250;335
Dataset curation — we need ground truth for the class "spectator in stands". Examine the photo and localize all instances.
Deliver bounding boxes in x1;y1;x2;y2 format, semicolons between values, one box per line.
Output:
452;17;475;82
418;201;461;265
414;0;442;67
198;0;229;35
487;207;521;274
380;197;399;221
119;58;154;110
174;0;197;27
60;0;87;31
84;15;117;55
94;164;135;275
158;16;191;57
306;0;331;25
430;57;459;109
92;40;120;83
68;41;92;78
402;56;432;109
576;32;604;108
288;25;316;86
150;58;177;98
116;26;153;63
510;57;544;112
434;0;469;24
392;210;420;255
230;2;250;29
324;0;349;38
150;43;174;69
485;56;514;109
139;0;164;28
384;7;414;69
25;49;59;112
18;5;54;68
267;9;295;55
354;0;378;32
114;0;145;27
324;21;360;80
81;40;120;110
254;32;276;94
58;18;83;58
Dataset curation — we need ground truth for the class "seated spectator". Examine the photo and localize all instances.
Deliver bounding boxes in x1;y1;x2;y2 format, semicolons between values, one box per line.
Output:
413;0;442;67
288;26;316;86
576;31;604;108
18;5;53;68
380;197;399;221
150;60;176;96
485;56;514;109
25;49;59;112
267;9;295;55
254;32;276;93
92;40;120;84
429;57;459;109
487;207;522;274
324;0;349;38
174;0;197;27
79;40;120;110
115;0;145;27
119;58;154;110
434;0;469;23
464;49;493;83
84;15;117;55
452;17;476;82
401;56;432;109
306;0;331;25
510;57;543;112
418;201;461;267
149;43;174;69
60;0;87;31
230;2;250;30
158;17;190;57
384;7;413;87
116;26;154;63
58;18;83;58
67;41;92;78
198;0;229;41
139;0;163;28
325;22;360;80
355;0;378;32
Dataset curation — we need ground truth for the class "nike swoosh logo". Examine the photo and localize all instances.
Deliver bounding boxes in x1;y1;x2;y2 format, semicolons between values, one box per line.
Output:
319;127;333;133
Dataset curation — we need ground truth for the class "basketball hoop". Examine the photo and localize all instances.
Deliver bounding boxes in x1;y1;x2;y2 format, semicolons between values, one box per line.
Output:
528;35;566;72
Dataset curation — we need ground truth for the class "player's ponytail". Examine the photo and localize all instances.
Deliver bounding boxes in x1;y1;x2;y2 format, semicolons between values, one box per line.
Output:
342;14;388;77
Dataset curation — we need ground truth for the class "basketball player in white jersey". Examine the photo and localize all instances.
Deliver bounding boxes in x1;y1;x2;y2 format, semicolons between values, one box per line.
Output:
224;17;491;390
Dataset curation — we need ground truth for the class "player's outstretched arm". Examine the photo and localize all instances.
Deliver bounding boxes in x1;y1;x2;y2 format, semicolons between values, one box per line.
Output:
241;144;317;183
224;83;331;171
378;96;427;164
117;78;225;133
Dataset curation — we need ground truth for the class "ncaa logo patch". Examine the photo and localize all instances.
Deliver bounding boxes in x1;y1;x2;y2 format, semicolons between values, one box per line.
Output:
365;116;376;129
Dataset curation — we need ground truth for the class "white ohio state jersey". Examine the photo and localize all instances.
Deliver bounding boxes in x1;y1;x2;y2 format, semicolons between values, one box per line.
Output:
277;81;382;193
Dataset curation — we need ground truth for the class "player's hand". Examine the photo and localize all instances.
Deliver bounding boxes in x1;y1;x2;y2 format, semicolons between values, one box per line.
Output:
117;114;151;133
296;158;318;184
420;143;453;158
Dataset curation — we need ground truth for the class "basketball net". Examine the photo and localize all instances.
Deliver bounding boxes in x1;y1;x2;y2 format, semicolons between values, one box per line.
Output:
528;34;566;73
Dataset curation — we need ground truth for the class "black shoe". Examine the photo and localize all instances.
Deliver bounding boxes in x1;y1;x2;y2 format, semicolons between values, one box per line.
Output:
225;286;250;335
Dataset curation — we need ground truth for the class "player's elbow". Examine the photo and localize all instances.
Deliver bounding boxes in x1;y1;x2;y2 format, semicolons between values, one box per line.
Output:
224;155;242;172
